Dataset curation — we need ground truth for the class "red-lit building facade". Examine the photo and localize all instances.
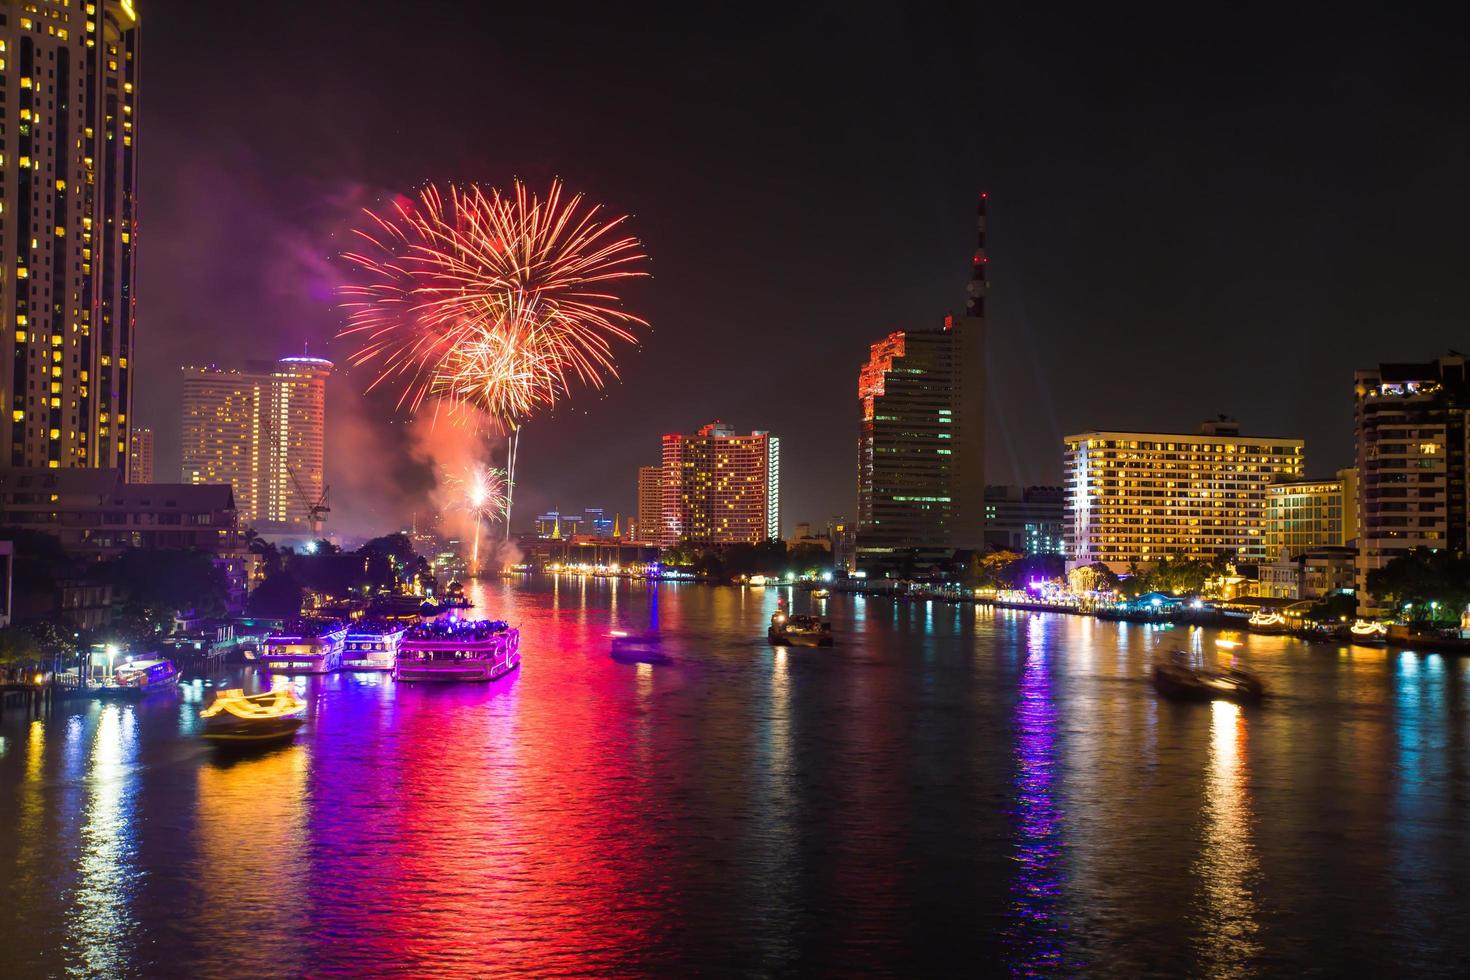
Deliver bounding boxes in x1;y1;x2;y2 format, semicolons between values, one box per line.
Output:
659;421;780;546
855;197;988;575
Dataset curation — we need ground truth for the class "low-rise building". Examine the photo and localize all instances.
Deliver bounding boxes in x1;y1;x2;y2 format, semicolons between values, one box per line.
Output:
0;468;249;612
1257;546;1357;601
984;485;1065;555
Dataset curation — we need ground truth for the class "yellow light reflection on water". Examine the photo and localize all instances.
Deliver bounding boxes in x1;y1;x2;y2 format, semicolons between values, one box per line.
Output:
1194;699;1262;975
193;744;309;978
68;703;140;977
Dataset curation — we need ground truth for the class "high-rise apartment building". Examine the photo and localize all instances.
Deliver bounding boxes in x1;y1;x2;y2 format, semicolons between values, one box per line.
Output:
2;2;140;471
127;425;152;483
1064;419;1304;571
660;421;779;545
637;464;661;543
1354;355;1470;614
855;197;987;574
1263;469;1356;560
181;356;331;534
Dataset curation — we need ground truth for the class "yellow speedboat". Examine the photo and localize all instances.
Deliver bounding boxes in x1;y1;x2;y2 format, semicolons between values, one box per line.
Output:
200;683;307;746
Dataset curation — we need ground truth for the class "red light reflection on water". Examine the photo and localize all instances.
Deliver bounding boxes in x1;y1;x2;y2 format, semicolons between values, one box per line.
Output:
301;577;670;976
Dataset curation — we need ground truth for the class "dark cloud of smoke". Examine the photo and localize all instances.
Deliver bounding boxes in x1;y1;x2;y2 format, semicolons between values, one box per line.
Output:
135;131;458;544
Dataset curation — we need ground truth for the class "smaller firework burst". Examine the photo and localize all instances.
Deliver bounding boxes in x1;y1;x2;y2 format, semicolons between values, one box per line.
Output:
445;463;509;573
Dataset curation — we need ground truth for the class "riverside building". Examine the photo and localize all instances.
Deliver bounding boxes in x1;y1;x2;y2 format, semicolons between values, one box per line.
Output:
1064;419;1304;571
1354;354;1470;615
1263;470;1356;560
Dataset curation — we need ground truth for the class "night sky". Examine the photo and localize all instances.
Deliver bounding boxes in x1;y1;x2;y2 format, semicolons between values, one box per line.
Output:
136;2;1470;539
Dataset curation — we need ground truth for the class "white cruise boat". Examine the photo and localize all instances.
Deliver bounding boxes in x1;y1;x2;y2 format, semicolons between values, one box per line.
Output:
342;623;408;671
258;621;348;674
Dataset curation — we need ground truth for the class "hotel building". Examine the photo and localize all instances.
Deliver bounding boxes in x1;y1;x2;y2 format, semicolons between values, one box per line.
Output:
126;425;152;483
1354;354;1470;615
660;421;779;546
1;2;141;472
1263;469;1356;560
855;197;987;574
181;356;331;534
1064;419;1304;571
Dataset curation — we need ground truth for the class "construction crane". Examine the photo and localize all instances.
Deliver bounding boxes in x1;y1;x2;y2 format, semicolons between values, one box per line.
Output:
288;467;330;539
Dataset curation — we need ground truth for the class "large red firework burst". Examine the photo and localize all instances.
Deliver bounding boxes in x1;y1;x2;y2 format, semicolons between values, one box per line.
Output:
338;179;649;424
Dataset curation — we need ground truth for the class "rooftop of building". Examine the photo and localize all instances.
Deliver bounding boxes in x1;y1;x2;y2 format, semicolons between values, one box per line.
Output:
1267;477;1346;492
1064;428;1304;445
0;468;235;510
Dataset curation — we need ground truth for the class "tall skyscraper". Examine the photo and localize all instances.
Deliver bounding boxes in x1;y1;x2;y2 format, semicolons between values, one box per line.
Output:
1;2;140;471
1063;419;1304;570
855;197;987;574
660;421;779;545
1354;355;1470;615
127;425;152;483
265;356;331;531
637;464;661;543
181;356;331;534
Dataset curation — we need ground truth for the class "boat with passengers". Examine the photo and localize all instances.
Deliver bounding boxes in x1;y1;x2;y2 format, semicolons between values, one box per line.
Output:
341;621;408;671
396;619;521;683
258;620;348;674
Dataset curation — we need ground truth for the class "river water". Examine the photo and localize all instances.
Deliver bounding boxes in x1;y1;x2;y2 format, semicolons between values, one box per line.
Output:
1;577;1468;977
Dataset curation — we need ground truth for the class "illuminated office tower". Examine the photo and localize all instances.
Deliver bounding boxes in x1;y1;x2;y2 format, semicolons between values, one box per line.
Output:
660;421;779;545
126;425;152;483
181;356;331;533
855;197;987;574
1063;419;1304;571
1;2;140;470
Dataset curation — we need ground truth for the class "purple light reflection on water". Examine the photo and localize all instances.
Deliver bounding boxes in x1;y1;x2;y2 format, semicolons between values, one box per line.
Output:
1006;619;1069;976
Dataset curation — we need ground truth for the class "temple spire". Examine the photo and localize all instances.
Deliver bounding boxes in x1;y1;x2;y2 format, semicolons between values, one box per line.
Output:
965;192;988;318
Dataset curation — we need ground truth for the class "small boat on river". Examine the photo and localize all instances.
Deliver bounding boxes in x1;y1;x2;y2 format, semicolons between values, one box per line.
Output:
1247;609;1293;635
1153;653;1264;704
768;608;833;647
1349;619;1388;647
97;658;180;696
609;630;670;664
200;683;307;746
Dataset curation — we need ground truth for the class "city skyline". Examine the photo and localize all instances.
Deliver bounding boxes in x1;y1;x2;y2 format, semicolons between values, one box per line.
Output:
124;4;1470;534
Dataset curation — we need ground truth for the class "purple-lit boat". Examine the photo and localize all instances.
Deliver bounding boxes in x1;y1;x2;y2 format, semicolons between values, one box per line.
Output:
100;658;181;696
396;619;521;683
258;621;348;674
